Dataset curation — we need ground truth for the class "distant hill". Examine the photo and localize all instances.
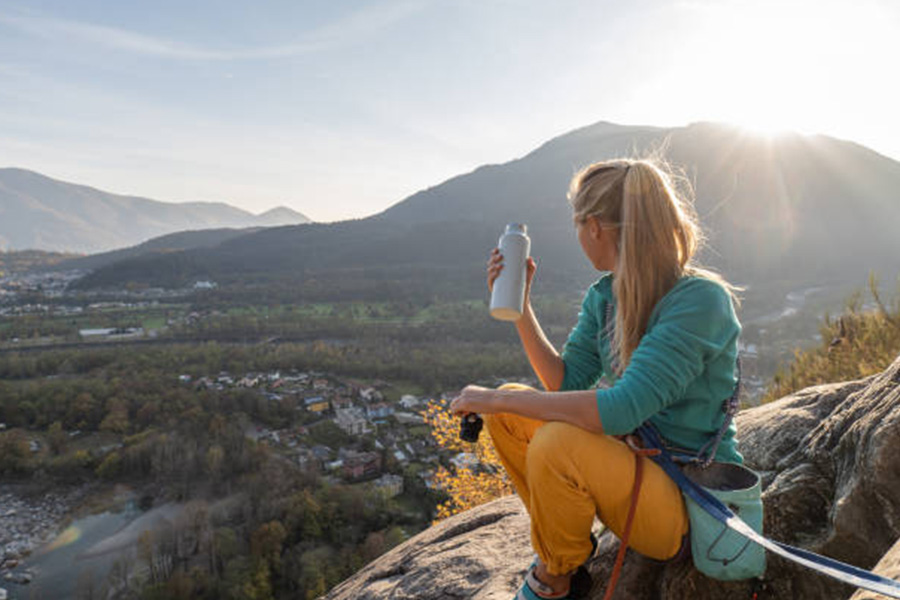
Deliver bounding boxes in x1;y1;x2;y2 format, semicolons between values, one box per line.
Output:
58;227;265;273
74;121;900;301
0;168;311;253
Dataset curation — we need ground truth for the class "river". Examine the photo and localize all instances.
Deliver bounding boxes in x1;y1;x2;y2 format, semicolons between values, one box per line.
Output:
4;502;185;599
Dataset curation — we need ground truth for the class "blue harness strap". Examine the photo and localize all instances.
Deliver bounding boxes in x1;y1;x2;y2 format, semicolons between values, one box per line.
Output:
637;423;900;598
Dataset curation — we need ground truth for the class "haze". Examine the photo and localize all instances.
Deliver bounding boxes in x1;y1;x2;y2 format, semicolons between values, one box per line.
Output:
0;0;898;222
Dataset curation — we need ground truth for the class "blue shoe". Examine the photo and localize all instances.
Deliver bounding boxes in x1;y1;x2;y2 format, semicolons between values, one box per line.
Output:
528;534;596;599
513;566;576;600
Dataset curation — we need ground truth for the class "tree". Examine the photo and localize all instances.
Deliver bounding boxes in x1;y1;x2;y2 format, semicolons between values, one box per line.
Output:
423;399;513;521
250;520;287;575
0;429;31;475
96;452;121;480
48;420;68;455
99;397;130;434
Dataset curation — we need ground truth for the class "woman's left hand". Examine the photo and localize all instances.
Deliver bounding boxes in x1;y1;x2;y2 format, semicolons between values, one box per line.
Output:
450;385;498;416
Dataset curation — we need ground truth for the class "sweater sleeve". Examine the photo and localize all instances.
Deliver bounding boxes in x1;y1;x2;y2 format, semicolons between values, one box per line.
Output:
596;279;739;435
559;289;604;391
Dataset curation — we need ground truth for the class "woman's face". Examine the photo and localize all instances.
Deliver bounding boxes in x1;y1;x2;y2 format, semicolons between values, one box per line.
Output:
576;215;618;272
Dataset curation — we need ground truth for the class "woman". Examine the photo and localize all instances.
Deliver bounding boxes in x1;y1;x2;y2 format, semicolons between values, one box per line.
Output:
450;159;742;600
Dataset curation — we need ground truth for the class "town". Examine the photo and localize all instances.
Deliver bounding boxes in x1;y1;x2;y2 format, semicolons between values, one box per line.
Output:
192;368;441;496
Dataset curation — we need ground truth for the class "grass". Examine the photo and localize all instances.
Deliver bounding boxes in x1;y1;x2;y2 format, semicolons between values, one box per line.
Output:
762;276;900;403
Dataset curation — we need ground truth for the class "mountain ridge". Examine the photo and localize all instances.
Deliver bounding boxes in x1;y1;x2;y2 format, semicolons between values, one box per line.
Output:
68;120;900;301
0;167;311;253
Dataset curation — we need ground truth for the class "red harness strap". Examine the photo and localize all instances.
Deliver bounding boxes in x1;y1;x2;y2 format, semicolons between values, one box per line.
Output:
601;440;661;600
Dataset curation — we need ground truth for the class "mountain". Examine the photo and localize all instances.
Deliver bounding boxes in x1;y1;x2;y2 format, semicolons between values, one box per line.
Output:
0;168;311;253
73;121;900;300
57;227;265;273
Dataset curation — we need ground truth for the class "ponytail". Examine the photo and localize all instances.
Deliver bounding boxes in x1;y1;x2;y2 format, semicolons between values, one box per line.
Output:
569;158;735;372
612;162;700;369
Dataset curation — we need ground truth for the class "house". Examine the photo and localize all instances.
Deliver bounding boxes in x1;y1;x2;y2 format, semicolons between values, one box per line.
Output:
399;395;420;409
334;407;369;436
304;396;330;413
359;387;383;403
311;445;333;463
450;452;478;470
313;378;330;391
331;397;354;411
193;280;217;289
237;376;260;388
260;431;281;445
366;403;394;419
296;448;321;473
420;469;437;490
343;451;382;481
374;474;404;498
394;411;425;425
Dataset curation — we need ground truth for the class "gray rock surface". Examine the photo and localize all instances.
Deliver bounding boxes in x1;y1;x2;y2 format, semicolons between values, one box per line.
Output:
850;536;900;600
325;495;533;599
326;355;900;600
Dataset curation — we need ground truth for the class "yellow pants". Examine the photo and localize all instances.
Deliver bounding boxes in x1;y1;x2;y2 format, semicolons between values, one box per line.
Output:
484;385;689;575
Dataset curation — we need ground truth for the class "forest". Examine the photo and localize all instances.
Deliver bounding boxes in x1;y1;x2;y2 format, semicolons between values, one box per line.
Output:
0;339;447;599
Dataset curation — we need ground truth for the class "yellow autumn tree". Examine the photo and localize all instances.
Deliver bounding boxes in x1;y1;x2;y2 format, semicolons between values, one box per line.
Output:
423;399;513;522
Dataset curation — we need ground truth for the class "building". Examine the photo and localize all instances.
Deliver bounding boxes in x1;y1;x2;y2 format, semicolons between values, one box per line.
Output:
450;452;478;470
366;403;394;419
343;451;382;481
237;376;260;388
334;407;369;436
296;448;321;473
304;396;330;413
399;395;420;409
394;411;425;425
79;327;143;338
331;397;354;411
374;474;404;498
359;387;383;403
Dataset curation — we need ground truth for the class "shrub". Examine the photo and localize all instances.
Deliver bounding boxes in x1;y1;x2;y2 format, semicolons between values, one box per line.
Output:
764;275;900;403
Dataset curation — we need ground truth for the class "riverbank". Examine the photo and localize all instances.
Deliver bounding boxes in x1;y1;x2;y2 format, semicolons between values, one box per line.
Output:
0;483;93;589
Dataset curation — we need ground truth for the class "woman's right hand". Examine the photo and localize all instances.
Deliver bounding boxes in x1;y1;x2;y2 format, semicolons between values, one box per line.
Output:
487;248;537;303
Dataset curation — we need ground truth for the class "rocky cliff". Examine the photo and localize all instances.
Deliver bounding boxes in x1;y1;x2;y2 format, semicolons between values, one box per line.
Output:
325;354;900;600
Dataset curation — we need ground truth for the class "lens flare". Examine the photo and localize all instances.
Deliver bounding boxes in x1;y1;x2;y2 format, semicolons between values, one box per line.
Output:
42;525;82;552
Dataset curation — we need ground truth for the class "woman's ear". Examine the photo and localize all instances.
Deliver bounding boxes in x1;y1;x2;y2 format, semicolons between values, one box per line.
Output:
588;216;602;239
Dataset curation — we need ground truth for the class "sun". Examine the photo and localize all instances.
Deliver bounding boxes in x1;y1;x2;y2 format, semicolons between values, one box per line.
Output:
731;116;795;139
658;0;878;142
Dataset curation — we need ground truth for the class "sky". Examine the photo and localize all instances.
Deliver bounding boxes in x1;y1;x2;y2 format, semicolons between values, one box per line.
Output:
1;0;898;222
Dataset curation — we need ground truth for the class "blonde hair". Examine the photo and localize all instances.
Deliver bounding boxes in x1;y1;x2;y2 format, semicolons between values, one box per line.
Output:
568;158;736;371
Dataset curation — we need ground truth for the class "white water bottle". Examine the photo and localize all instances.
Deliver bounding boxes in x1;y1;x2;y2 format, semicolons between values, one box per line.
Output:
490;223;531;321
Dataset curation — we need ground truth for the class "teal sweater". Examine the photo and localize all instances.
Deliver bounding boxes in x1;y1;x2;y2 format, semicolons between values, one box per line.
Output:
560;273;743;464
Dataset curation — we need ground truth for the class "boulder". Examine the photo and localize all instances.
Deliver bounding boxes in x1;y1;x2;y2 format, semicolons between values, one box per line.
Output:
850;537;900;600
325;495;533;599
326;355;900;600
